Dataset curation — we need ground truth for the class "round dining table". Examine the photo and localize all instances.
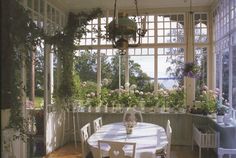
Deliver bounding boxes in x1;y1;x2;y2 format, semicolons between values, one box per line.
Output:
87;122;168;158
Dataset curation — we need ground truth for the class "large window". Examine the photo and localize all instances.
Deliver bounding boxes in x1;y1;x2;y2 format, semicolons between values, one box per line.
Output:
100;17;112;45
80;18;99;45
232;32;236;109
130;55;154;91
194;13;208;43
214;0;236;109
157;14;184;43
141;15;155;44
157;48;184;88
195;47;207;99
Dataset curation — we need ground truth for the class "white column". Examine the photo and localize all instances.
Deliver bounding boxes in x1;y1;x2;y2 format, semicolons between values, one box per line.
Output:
43;0;49;155
154;48;158;93
154;14;158;93
207;12;215;90
44;45;50;109
56;52;61;93
49;51;54;104
97;49;101;96
44;44;50;154
228;3;233;107
125;50;129;91
185;11;195;107
97;17;102;97
119;55;121;92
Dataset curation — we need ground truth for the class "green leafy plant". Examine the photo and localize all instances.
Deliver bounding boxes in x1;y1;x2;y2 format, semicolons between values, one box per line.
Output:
143;92;158;107
167;87;185;109
156;89;169;108
3;0;43;141
52;9;103;109
119;90;130;107
104;89;119;107
216;106;228;116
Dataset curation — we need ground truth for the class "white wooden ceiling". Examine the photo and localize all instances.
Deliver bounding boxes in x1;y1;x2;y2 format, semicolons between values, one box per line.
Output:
59;0;215;12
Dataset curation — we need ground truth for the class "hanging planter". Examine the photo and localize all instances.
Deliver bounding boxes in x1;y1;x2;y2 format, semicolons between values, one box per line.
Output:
183;62;200;78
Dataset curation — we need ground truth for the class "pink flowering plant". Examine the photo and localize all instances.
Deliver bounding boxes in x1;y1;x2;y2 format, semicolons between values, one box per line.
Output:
198;85;219;114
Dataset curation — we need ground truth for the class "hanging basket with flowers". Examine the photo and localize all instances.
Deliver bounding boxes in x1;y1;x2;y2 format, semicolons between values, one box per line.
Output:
183;62;200;78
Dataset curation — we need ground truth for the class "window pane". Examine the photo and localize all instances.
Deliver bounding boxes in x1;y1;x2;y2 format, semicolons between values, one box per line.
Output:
222;50;229;105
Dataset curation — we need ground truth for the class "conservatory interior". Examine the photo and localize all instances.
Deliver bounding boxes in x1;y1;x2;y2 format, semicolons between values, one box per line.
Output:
1;0;236;158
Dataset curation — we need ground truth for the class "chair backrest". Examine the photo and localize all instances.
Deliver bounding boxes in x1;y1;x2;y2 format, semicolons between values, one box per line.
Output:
123;107;143;123
93;117;103;132
218;148;236;158
98;140;136;158
166;120;172;158
80;123;91;158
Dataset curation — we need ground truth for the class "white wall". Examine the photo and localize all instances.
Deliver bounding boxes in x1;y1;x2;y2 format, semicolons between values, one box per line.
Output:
46;110;64;154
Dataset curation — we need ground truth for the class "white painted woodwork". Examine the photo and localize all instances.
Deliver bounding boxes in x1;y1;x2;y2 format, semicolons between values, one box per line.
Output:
98;140;136;158
49;52;54;104
185;11;195;106
218;148;236;158
125;52;129;90
62;0;214;12
44;44;50;154
192;124;219;158
46;110;64;154
93;117;103;133
97;50;102;96
80;123;92;158
166;120;172;158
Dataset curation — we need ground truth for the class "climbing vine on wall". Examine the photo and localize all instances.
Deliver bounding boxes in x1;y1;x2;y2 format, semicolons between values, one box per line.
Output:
46;9;103;108
2;0;102;139
2;0;43;140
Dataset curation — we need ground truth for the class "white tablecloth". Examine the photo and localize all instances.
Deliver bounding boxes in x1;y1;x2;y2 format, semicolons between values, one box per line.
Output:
87;122;168;158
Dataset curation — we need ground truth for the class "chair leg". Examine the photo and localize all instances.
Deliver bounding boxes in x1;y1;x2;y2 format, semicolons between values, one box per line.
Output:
199;147;201;158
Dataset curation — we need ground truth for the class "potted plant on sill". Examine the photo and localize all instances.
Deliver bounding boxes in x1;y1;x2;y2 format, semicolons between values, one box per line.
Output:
85;92;98;112
90;96;100;113
119;90;130;112
216;106;227;123
144;92;157;113
100;88;109;113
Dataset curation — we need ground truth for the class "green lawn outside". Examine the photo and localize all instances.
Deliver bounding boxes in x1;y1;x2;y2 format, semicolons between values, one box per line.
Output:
35;97;44;109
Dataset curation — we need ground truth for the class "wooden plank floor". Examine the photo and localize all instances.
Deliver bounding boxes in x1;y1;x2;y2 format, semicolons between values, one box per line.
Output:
44;143;217;158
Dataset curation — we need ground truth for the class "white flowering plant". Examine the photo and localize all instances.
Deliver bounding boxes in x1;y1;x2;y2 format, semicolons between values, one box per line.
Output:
86;92;100;107
143;92;158;107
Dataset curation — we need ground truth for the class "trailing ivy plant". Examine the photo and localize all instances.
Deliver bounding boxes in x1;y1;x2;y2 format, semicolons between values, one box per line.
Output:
3;0;103;140
47;9;103;109
3;0;44;141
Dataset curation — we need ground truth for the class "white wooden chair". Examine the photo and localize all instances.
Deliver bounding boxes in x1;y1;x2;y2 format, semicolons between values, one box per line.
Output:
98;140;136;158
156;120;172;158
218;147;236;158
93;117;103;133
123;107;143;123
80;123;92;158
